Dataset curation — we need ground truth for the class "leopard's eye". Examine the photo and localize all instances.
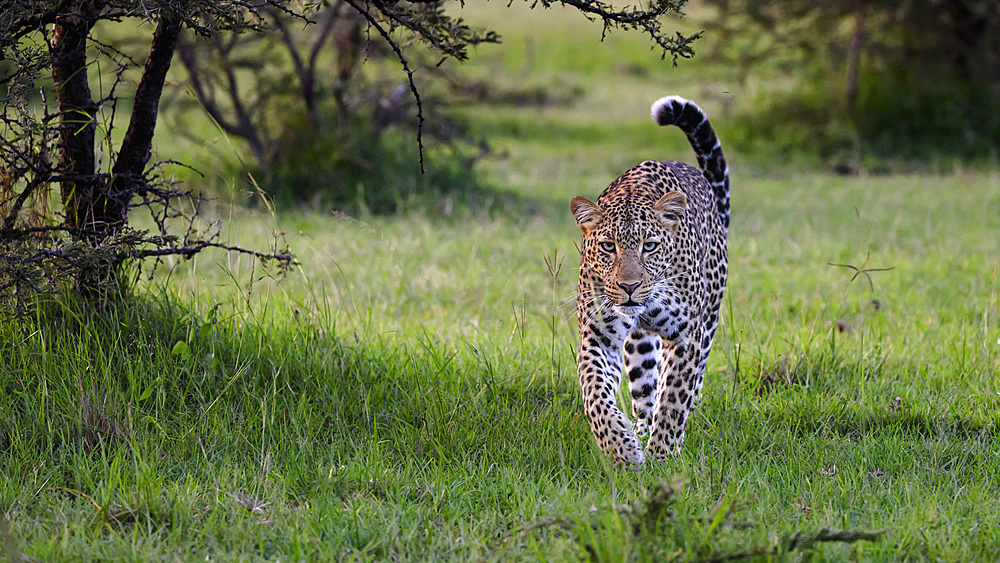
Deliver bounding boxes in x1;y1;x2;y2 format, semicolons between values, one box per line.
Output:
642;241;659;253
599;241;616;253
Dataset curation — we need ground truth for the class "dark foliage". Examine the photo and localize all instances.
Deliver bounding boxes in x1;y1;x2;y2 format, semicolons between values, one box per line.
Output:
702;0;1000;169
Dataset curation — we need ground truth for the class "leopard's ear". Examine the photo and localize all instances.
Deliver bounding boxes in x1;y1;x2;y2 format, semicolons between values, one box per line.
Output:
651;191;686;231
570;197;603;233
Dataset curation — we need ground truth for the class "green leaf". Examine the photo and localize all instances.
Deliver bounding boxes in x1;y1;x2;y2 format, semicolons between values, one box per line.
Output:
171;340;190;358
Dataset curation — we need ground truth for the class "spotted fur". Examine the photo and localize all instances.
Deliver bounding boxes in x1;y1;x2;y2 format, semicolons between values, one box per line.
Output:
569;95;728;465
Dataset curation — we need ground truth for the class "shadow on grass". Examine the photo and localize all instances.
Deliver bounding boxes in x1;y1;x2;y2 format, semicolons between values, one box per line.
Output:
6;294;998;479
732;351;999;442
0;292;593;480
233;152;561;221
4;295;994;560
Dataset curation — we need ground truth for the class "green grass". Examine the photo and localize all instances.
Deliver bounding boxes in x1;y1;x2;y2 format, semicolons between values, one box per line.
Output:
4;3;1000;560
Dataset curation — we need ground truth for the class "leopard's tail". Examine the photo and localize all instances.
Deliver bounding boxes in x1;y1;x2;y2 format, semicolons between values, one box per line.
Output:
651;95;730;233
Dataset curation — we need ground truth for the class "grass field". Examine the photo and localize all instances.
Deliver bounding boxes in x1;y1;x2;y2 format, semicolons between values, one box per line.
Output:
3;3;1000;561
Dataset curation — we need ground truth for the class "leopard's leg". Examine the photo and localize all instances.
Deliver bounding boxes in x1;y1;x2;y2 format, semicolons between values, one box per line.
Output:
692;275;725;408
645;326;706;461
691;240;727;409
692;313;720;408
576;313;644;466
623;329;660;438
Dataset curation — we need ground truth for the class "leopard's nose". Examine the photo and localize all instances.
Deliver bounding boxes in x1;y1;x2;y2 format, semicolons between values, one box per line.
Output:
618;281;641;295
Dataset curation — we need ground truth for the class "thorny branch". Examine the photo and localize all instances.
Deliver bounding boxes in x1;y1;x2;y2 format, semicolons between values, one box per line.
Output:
342;0;428;173
707;528;887;561
540;0;702;63
2;1;298;309
503;479;884;560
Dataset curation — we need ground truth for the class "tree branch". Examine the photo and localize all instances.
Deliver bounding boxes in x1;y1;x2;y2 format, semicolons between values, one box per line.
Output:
131;240;294;265
175;37;237;134
176;35;262;154
222;58;267;162
308;4;342;75
269;8;309;100
342;0;426;173
552;0;677;24
1;172;49;231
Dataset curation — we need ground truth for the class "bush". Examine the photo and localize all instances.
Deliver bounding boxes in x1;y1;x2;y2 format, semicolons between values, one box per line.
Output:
725;69;1000;173
250;109;487;214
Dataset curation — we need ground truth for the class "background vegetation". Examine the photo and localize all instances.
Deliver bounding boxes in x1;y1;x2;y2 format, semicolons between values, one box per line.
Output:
699;0;1000;171
3;1;1000;560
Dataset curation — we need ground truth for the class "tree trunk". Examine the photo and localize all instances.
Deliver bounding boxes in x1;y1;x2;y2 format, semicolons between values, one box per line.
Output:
112;15;183;197
940;0;988;82
50;3;182;293
844;0;867;108
50;1;106;242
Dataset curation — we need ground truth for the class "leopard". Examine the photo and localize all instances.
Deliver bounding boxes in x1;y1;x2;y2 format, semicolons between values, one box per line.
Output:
569;95;729;465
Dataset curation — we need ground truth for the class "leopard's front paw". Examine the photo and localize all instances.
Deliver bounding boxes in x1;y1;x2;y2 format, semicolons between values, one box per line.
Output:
633;417;650;438
643;441;679;463
613;444;646;467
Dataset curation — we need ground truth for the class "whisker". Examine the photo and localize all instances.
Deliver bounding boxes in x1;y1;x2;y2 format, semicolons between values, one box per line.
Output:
567;298;603;321
566;290;607;321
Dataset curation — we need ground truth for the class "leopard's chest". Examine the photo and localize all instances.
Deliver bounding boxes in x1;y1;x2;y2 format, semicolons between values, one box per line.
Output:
637;282;697;345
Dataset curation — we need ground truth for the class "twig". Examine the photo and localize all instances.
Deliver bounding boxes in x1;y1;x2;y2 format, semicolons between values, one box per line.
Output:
1;171;48;230
828;252;894;293
708;527;887;561
131;240;294;264
342;0;426;173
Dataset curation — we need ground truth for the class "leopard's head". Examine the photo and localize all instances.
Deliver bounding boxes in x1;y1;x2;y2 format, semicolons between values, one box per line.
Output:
570;186;686;315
